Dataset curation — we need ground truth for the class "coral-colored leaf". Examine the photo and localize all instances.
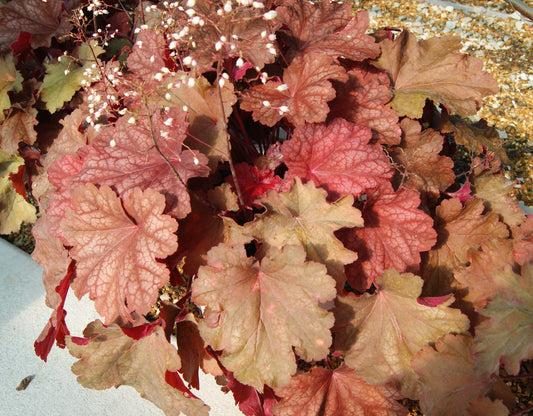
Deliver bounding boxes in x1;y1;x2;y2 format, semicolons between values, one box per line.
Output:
66;320;209;416
511;216;533;266
272;365;407;416
127;29;168;80
282;118;394;199
329;63;401;145
180;0;280;72
392;119;455;198
31;214;69;309
0;0;71;53
75;112;209;218
334;269;469;398
421;198;508;296
61;184;178;324
339;184;437;292
275;3;379;62
243;177;362;285
240;53;347;127
474;264;533;375
374;30;499;118
412;334;496;416
192;244;336;391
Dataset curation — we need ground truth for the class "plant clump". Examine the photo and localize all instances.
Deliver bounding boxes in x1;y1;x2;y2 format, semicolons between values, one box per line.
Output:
0;0;531;415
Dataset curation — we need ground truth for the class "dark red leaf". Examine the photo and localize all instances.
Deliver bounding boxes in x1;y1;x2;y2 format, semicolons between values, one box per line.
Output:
34;261;73;361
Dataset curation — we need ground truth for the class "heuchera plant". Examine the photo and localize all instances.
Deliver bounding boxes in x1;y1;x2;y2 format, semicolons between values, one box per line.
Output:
1;0;532;415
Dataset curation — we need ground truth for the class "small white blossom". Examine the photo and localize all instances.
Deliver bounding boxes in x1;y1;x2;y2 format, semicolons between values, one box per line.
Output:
128;117;136;124
276;84;289;91
236;57;244;68
262;100;271;107
224;2;232;13
263;10;277;20
164;118;173;126
109;139;116;147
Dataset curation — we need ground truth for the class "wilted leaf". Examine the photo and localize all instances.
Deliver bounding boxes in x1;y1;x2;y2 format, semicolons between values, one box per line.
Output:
334;269;469;398
474;264;533;375
391;118;455;198
275;3;380;62
0;106;38;153
374;30;499;118
61;184;178;324
39;40;105;113
472;171;525;227
244;177;362;285
421;198;508;296
412;334;496;416
0;0;71;53
453;239;514;308
66;320;209;416
240;53;347;127
466;397;509;416
339;184;437;292
272;365;407;416
162;72;237;165
440;115;509;164
329;64;401;145
282;118;394;199
0;54;23;121
0;149;36;234
192;244;336;391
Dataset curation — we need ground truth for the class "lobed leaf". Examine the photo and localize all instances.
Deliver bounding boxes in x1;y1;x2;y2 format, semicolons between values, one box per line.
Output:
334;269;469;398
412;334;496;416
240;53;347;127
339;184;437;292
282;118;394;199
192;244;336;391
474;264;533;376
66;320;209;416
61;184;178;324
374;30;499;118
275;2;380;62
243;176;362;285
39;41;105;113
272;365;407;416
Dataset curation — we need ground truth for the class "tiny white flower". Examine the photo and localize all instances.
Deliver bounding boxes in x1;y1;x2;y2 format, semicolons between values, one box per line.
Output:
164;118;173;126
109;139;116;147
165;92;172;100
236;57;244;68
224;2;232;13
128;117;136;124
263;10;277;20
279;105;289;113
262;100;271;107
253;1;264;8
215;41;223;51
193;157;199;165
276;84;289;91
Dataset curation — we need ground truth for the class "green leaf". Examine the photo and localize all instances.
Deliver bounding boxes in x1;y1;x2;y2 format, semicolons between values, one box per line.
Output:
0;54;23;121
39;40;105;113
